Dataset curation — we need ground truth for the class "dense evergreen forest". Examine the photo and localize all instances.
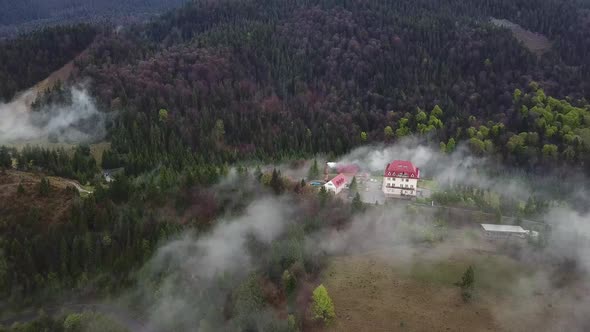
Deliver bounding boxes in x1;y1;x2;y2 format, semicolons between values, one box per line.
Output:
0;24;96;101
0;0;187;26
0;161;358;331
62;0;590;174
0;0;188;40
1;0;589;173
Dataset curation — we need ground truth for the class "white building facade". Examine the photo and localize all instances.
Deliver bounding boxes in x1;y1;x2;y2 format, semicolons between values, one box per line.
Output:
382;160;420;198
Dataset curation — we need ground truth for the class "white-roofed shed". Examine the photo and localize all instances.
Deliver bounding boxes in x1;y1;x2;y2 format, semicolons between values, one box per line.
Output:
481;224;534;240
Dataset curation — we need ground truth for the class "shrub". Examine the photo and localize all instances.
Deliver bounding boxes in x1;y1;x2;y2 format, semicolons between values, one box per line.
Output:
457;265;475;302
461;288;472;302
287;314;298;332
459;266;475;289
17;182;25;195
63;313;83;331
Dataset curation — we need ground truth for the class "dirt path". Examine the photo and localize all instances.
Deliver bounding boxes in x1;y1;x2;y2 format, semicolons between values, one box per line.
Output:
1;170;93;196
61;179;93;194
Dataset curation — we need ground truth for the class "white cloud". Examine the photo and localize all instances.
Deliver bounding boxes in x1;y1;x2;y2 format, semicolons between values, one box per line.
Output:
0;87;106;144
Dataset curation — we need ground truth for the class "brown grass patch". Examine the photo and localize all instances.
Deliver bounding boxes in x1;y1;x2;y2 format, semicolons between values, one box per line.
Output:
0;170;76;226
321;249;500;332
319;240;590;332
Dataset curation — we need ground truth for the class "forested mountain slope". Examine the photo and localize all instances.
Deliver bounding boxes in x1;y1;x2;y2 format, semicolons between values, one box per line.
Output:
57;0;590;174
1;0;590;173
0;0;187;39
0;24;96;101
0;0;186;25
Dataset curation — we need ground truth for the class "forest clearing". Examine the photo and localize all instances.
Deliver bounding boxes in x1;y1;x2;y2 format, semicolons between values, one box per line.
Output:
321;238;583;332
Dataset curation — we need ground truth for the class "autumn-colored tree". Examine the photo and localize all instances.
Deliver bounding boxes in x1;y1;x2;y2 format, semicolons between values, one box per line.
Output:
384;126;394;140
158;108;169;122
311;284;335;324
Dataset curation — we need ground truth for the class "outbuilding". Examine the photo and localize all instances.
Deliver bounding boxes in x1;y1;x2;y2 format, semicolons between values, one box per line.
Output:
324;173;347;195
481;224;538;240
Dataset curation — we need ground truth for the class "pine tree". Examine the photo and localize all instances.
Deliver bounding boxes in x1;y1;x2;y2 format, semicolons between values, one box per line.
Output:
352;192;363;212
0;146;11;169
39;177;51;196
308;159;319;179
270;168;283;195
282;270;296;296
318;186;330;207
349;176;358;193
457;265;475;302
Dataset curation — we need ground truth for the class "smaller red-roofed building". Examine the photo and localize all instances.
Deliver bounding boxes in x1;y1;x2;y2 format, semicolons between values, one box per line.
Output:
382;160;420;198
336;164;360;175
324;173;348;195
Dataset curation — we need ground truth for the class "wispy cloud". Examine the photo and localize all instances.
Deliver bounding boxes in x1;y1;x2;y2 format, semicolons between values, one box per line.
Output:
0;87;106;144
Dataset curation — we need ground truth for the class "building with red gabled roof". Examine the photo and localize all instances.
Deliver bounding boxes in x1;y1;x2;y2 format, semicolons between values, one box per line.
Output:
324;162;360;181
336;164;360;175
382;160;420;198
324;173;348;195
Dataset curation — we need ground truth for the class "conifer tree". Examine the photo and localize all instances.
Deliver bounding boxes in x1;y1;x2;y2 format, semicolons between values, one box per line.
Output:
39;177;51;196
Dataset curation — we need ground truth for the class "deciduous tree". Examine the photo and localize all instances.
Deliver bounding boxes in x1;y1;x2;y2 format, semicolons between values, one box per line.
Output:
311;284;335;324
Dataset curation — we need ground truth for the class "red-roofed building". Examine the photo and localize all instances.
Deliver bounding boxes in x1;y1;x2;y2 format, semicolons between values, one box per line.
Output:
336;164;360;175
324;163;360;181
324;173;348;195
382;160;420;198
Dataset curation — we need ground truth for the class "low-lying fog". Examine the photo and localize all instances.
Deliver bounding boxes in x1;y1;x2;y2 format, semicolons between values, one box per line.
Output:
0;87;106;144
126;140;590;331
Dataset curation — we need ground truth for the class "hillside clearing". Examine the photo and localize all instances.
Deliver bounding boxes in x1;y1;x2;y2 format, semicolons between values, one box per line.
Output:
0;170;77;225
320;241;583;332
321;247;499;332
491;18;552;56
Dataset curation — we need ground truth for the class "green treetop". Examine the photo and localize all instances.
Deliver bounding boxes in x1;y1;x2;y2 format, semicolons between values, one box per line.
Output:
311;284;336;324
